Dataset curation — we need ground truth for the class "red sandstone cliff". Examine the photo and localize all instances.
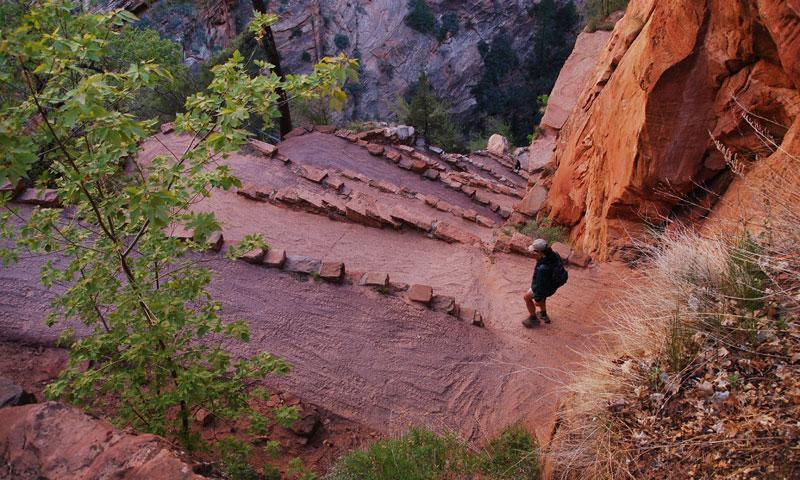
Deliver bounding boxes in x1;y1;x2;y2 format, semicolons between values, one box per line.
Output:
541;0;800;260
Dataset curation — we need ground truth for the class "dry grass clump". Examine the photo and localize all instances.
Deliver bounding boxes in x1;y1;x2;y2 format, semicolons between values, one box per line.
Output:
547;121;800;478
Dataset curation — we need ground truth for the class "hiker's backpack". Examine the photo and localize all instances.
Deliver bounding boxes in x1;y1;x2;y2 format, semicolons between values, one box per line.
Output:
553;256;569;288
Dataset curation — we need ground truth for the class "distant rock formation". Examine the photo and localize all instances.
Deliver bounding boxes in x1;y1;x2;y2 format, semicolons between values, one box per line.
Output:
116;0;576;121
540;0;800;260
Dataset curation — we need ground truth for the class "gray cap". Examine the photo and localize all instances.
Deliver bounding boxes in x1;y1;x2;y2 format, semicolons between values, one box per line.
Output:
528;238;548;252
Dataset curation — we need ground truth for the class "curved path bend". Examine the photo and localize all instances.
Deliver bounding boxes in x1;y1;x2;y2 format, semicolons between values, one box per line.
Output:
0;133;631;443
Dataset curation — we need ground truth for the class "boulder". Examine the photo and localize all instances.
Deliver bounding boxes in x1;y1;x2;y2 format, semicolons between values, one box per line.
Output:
366;143;385;156
516;185;547;216
325;176;345;192
458;307;477;323
296;189;326;210
461;209;478;222
385;149;402;163
17;189;60;208
194;408;214;427
551;242;572;261
0;179;25;199
319;262;345;282
410;159;428;173
239;248;266;264
0;378;36;408
284;126;310;139
285;255;322;275
433;222;478;245
159;122;174;134
475;215;495;228
568;250;591;268
299;165;328;183
398;158;415;170
423;195;439;207
289;406;320;438
345;200;383;228
359;272;389;287
486;134;509;157
375;180;400;194
396;145;415;154
407;284;433;305
247;139;277;157
263;248;287;268
206;232;224;252
423;169;440;180
0;402;203;479
434;200;453;213
431;295;457;315
429;146;444;155
167;224;193;242
390;206;433;232
461;185;476;197
510;232;533;256
237;183;272;202
315;124;337;134
274;188;299;204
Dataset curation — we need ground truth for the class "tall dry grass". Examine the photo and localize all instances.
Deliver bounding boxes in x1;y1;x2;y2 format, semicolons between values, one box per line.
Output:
546;110;800;479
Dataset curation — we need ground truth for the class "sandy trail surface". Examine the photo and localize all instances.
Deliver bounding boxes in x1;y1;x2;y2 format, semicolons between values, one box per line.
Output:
1;134;631;442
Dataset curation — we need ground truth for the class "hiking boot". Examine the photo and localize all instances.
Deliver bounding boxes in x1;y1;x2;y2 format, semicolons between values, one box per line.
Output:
522;316;538;328
538;312;551;324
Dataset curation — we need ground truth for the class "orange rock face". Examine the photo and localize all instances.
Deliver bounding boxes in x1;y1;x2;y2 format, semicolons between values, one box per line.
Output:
542;0;800;260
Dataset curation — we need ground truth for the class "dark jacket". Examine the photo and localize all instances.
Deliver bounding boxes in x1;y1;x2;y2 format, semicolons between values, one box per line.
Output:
531;248;563;300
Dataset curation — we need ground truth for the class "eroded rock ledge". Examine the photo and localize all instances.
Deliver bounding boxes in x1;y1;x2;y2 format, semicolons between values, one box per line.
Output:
0;402;203;480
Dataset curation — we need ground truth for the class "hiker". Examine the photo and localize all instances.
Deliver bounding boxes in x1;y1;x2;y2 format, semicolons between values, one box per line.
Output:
513;156;521;174
522;238;568;328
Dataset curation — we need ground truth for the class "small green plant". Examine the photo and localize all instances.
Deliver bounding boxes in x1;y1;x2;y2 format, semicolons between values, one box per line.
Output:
327;428;473;479
328;426;540;479
666;309;693;372
219;437;259;480
479;424;540;479
723;233;768;312
518;218;569;244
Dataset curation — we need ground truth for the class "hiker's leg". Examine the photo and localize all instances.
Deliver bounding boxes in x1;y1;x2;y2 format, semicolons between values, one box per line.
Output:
523;290;537;316
534;297;547;315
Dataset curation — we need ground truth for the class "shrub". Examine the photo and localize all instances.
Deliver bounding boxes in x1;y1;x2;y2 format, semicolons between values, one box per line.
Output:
404;0;436;35
519;217;569;244
479;424;541;479
436;11;459;41
334;33;350;51
585;0;629;25
327;426;540;479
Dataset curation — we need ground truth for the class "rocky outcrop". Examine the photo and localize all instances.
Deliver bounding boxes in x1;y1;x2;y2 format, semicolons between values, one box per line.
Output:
0;402;202;479
540;0;800;260
524;29;611;179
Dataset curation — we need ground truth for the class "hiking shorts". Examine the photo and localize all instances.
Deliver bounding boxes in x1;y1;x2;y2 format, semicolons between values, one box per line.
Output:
528;288;553;302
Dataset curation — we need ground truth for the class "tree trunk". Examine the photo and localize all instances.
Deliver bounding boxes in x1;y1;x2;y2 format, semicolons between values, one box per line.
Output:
251;0;293;138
